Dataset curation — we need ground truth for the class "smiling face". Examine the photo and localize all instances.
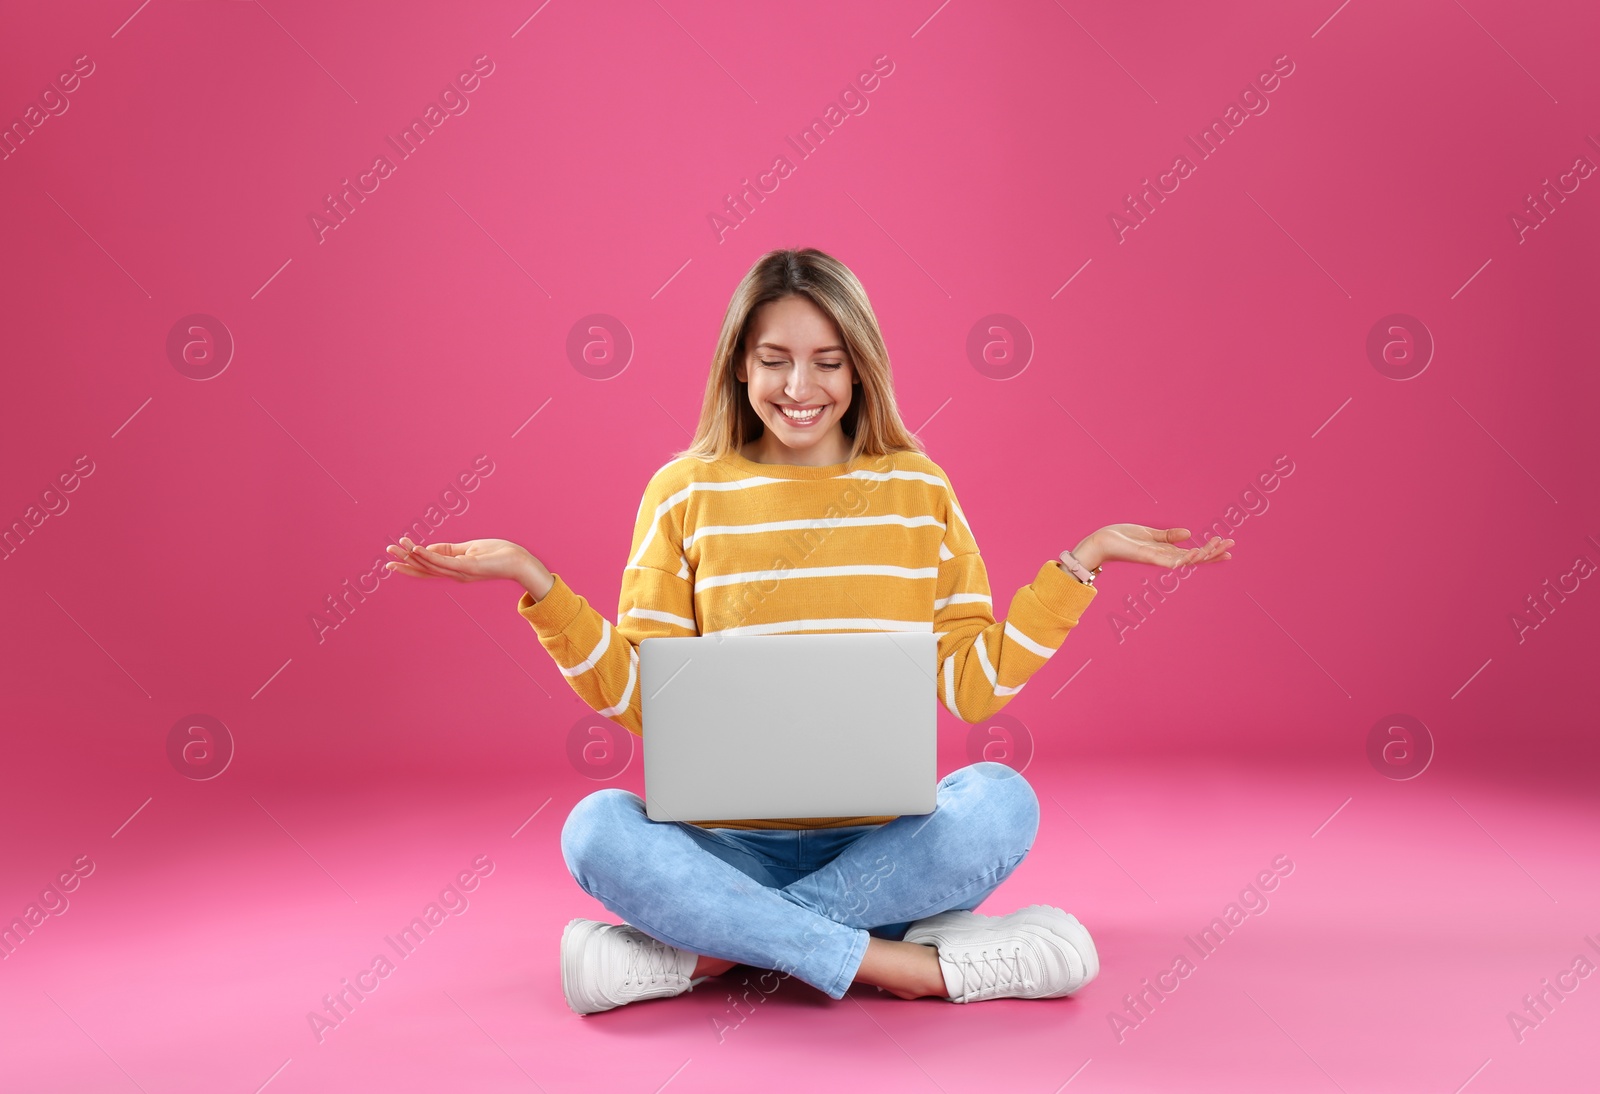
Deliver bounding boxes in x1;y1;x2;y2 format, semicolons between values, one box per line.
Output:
733;294;860;466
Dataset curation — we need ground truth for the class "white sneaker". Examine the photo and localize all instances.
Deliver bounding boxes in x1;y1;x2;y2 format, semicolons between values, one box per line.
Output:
902;904;1100;1003
560;918;711;1015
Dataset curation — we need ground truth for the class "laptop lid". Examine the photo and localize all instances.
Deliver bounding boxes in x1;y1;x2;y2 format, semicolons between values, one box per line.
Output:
639;632;939;823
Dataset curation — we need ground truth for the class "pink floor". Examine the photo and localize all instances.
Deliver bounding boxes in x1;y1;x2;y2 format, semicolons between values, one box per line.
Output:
3;757;1595;1093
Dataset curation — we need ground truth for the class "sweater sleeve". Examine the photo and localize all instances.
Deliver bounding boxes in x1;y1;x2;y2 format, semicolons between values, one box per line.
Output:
933;476;1097;724
515;468;697;736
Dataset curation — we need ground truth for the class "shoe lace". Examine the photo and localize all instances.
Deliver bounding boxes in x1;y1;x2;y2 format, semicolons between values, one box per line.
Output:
951;946;1034;1000
619;931;686;986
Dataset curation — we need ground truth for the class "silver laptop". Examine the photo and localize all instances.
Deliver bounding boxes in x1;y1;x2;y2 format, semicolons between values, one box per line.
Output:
639;632;939;824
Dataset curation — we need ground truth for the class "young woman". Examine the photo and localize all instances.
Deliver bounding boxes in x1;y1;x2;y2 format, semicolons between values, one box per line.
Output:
386;248;1233;1014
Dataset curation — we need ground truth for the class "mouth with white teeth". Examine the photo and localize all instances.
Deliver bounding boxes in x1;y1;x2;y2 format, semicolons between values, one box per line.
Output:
775;404;827;427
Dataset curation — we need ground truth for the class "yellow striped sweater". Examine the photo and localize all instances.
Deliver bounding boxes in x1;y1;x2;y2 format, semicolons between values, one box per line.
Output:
516;446;1097;830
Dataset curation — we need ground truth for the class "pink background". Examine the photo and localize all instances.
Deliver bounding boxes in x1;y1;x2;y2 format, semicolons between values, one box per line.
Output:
2;1;1596;1091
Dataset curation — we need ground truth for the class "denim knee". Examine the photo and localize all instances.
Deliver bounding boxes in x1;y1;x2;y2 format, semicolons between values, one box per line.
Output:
957;761;1041;860
560;787;641;881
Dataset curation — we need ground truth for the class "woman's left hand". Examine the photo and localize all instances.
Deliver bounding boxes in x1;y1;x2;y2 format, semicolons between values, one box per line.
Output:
1065;525;1233;573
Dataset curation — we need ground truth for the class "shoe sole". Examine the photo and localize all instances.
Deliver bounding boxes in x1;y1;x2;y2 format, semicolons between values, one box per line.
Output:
561;917;608;1016
1013;904;1099;988
904;904;1099;996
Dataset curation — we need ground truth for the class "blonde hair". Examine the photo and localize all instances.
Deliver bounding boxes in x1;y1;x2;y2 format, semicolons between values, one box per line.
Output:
669;248;926;463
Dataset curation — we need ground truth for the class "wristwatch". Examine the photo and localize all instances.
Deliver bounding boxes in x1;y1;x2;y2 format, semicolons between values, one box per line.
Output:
1058;550;1101;587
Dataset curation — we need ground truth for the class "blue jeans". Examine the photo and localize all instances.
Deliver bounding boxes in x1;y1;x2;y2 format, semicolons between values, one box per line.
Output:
559;761;1041;999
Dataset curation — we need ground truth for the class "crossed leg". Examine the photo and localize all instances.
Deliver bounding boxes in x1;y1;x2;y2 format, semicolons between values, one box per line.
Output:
561;762;1041;1000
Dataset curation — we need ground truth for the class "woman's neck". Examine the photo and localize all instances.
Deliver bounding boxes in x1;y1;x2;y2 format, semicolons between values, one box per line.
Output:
740;434;852;467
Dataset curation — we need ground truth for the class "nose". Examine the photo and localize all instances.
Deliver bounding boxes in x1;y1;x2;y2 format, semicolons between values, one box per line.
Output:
786;363;818;400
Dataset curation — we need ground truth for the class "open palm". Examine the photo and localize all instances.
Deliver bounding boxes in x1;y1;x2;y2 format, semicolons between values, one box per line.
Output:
1068;525;1233;571
385;536;533;584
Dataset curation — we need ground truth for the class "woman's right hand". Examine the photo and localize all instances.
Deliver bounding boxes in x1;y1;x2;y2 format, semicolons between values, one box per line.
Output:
385;537;553;599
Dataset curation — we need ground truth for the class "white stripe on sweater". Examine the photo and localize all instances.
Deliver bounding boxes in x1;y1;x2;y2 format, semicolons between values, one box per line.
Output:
702;617;934;638
694;564;938;591
598;645;638;718
684;513;944;549
943;655;961;720
559;617;613;677
974;632;1025;696
629;468;962;569
625;607;697;631
1003;620;1056;659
